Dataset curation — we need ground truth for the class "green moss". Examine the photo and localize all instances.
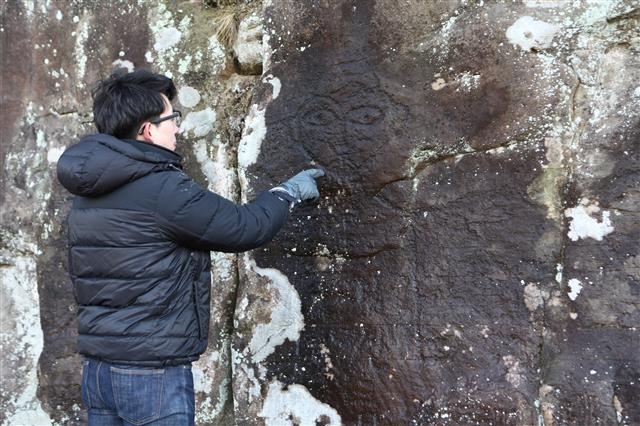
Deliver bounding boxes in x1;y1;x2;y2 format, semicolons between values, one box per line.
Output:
527;164;566;221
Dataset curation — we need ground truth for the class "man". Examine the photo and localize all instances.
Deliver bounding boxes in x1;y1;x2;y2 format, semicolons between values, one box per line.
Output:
56;69;323;425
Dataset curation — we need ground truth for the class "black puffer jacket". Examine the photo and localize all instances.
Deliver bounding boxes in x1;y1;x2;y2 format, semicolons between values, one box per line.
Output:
57;134;290;365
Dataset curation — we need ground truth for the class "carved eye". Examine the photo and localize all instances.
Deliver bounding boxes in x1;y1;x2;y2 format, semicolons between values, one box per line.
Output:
303;109;338;126
347;106;384;125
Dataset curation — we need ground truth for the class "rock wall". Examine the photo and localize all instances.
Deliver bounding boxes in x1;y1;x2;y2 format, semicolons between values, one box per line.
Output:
1;1;638;425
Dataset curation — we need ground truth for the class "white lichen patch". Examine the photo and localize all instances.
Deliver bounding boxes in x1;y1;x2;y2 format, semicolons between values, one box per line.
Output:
577;0;615;26
208;35;226;75
193;352;219;393
236;296;249;323
259;380;342;425
577;45;635;138
480;325;490;338
193;138;218;186
565;200;614;241
192;136;237;202
153;26;182;51
147;3;179;75
47;146;65;163
211;252;235;285
237;105;267;198
73;14;90;84
1;256;51;426
319;343;335;380
262;74;281;99
431;77;447;91
523;282;549;312
544;136;564;165
178;14;192;34
262;31;275;74
194;375;230;425
178;54;193;74
555;263;563;284
215;141;236;199
234;12;264;71
440;324;463;339
538;385;557;426
178;86;201;108
567;278;583;301
440;15;458;39
525;0;565;7
456;72;481;92
112;59;135;72
232;348;262;403
502;355;526;389
238;105;266;169
506;16;559;51
313;244;346;273
193;350;230;423
245;257;304;364
614;394;623;423
432;72;482;93
180;108;216;138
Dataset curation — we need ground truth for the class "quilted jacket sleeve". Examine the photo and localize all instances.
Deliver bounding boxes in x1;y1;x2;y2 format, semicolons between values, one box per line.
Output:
155;170;291;252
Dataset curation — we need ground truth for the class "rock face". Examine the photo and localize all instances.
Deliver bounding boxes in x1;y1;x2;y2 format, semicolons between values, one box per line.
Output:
1;1;638;425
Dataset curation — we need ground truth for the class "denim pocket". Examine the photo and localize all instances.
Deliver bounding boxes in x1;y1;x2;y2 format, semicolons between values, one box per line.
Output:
110;366;165;425
80;360;91;408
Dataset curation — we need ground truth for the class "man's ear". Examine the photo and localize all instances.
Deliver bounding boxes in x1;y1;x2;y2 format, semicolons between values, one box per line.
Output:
139;123;154;142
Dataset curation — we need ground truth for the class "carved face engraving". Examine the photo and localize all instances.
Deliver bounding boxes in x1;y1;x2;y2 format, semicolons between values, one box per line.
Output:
270;66;408;194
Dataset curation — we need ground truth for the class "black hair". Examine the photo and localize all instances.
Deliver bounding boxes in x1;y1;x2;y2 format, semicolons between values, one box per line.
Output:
91;69;177;139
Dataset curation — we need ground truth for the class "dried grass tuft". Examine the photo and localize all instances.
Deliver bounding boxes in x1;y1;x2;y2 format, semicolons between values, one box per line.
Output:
205;0;244;8
213;11;238;49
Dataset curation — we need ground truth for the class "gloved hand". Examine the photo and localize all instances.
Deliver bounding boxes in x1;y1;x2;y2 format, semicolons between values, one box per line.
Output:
271;169;325;203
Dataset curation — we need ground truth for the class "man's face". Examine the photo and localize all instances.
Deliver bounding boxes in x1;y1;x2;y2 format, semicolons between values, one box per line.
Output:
147;94;179;151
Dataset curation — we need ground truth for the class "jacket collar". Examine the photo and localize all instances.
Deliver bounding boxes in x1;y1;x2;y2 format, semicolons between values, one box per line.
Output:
86;134;183;167
124;138;183;167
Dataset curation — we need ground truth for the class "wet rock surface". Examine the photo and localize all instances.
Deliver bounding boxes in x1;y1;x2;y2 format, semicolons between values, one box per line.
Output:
1;0;638;425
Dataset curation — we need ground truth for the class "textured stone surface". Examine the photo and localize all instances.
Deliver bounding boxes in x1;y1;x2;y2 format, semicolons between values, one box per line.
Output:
240;0;639;424
1;0;638;425
1;1;252;424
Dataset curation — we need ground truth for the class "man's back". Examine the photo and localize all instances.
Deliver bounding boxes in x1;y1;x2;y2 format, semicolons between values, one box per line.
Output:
61;134;211;365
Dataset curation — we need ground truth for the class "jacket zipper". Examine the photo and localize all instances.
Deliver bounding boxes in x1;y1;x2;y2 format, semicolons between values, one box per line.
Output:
189;252;203;340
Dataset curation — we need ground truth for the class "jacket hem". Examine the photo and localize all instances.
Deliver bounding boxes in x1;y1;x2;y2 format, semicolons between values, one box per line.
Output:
83;354;199;367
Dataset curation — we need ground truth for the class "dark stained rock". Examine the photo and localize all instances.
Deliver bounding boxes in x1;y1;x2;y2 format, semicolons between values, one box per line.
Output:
237;0;639;424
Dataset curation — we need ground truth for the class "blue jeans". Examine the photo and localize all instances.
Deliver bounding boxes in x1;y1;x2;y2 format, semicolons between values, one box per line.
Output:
81;359;195;426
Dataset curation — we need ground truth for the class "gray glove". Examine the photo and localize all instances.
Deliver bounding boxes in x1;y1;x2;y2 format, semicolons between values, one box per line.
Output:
271;169;325;203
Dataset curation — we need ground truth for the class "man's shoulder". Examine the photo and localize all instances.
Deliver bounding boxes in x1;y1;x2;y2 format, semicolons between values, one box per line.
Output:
157;166;203;194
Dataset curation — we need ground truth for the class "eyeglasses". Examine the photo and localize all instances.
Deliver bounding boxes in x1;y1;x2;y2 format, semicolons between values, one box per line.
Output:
138;110;182;135
150;110;182;126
